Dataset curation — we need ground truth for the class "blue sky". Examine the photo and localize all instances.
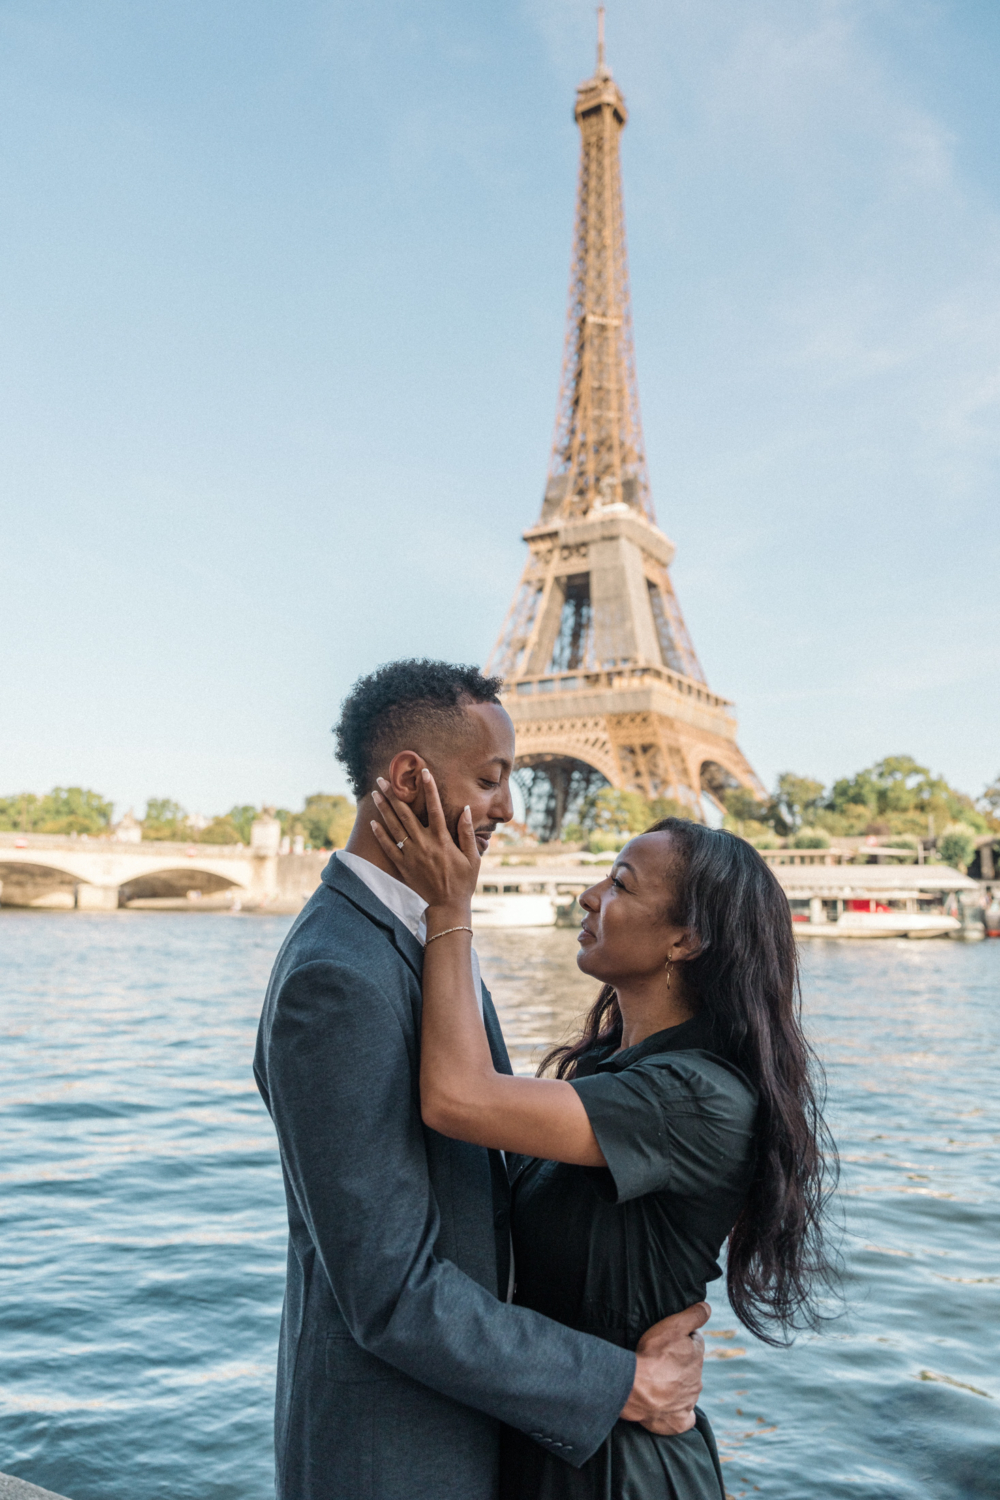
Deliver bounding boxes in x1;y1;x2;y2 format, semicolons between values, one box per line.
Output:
2;0;999;818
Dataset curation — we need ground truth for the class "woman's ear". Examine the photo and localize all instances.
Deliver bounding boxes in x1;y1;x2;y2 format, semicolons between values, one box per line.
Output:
672;927;702;964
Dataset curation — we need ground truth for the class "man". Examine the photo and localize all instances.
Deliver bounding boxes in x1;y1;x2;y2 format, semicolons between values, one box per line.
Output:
254;659;707;1500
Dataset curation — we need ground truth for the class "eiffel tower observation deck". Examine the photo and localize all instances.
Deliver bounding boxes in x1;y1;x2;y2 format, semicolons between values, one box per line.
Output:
487;13;762;840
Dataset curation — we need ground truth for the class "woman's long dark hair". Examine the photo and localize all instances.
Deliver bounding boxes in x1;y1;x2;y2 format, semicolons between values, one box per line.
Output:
540;818;838;1345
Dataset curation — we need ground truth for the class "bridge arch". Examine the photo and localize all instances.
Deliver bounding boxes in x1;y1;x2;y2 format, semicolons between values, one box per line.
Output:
0;861;79;908
117;867;242;905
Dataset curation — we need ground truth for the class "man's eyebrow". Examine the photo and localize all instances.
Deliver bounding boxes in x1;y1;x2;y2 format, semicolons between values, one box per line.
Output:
481;755;512;771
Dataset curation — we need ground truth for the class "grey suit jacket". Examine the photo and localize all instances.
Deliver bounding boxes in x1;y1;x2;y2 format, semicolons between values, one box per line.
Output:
253;855;634;1500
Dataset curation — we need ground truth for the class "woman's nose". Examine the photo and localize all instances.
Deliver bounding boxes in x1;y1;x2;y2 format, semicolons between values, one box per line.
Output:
579;883;600;911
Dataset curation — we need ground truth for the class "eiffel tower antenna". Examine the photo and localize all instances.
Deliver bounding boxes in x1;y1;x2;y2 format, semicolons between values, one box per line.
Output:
487;23;762;840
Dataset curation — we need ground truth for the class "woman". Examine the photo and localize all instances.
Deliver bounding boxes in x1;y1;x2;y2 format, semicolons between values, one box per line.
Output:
370;773;835;1500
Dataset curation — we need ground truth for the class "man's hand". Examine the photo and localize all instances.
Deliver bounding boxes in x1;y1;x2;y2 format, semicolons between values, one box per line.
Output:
620;1302;709;1435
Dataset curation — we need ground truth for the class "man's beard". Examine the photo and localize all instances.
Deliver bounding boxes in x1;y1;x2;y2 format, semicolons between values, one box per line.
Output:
440;801;495;850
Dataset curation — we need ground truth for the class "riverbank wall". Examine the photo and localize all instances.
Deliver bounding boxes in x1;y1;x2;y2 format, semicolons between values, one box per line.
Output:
0;1473;70;1500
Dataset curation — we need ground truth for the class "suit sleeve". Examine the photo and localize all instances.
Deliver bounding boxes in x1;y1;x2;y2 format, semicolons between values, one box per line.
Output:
259;958;635;1467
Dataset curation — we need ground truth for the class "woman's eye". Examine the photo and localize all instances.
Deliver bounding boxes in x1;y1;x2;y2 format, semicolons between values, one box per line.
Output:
611;876;626;891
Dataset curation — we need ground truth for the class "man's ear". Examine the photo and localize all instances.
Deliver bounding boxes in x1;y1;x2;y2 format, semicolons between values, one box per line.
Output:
386;751;427;805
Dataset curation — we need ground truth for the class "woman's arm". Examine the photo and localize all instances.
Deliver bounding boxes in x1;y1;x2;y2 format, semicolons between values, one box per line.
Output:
418;912;605;1164
371;773;606;1167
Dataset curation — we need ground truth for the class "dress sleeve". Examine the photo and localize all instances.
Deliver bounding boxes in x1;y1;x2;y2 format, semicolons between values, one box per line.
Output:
569;1053;757;1204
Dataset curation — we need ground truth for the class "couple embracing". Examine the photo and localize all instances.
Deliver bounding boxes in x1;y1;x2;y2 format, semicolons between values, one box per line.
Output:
254;659;832;1500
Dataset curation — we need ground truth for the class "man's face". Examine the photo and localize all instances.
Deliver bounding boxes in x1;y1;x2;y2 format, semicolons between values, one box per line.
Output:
425;703;516;855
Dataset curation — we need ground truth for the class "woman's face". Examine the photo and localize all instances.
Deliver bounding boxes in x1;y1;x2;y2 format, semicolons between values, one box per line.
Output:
576;830;686;982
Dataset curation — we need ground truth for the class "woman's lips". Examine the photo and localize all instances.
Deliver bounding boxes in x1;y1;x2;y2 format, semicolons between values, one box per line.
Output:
577;925;596;944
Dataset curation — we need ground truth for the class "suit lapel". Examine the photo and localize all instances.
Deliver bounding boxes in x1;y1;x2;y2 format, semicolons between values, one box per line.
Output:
326;855;515;1271
480;986;519;1219
326;858;516;1045
323;855;424;983
481;988;513;1077
388;918;424;984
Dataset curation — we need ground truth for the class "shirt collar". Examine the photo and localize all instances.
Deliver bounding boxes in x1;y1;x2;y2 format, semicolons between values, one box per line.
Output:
335;849;428;943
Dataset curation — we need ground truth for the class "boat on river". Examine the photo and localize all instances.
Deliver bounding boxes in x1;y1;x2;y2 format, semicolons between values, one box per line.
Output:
770;864;980;939
472;868;590;928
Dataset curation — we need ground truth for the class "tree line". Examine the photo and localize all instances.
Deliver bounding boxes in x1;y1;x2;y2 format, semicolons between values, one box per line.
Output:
0;790;356;850
567;755;999;870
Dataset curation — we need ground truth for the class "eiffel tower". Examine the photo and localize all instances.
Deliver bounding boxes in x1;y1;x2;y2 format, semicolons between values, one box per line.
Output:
487;13;762;840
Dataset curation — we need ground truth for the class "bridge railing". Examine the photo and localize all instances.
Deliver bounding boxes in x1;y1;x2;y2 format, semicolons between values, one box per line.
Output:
0;833;251;859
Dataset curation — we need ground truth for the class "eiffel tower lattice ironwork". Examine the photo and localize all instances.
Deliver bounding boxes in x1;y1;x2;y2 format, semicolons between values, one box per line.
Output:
486;14;762;840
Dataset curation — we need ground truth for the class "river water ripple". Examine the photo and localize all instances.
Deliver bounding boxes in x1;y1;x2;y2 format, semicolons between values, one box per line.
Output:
1;913;997;1499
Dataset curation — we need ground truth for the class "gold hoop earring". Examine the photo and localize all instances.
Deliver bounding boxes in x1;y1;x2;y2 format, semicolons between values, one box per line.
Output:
664;955;673;991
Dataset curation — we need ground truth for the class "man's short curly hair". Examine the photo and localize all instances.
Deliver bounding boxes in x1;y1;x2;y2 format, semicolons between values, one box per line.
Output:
334;659;504;799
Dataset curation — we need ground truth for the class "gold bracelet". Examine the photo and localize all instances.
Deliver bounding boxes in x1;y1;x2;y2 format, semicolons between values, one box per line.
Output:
425;925;474;945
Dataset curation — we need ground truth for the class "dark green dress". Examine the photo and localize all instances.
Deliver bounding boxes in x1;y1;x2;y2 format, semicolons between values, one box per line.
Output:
500;1014;757;1500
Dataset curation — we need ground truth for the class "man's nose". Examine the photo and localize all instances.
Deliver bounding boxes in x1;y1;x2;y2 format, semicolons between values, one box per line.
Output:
492;781;515;825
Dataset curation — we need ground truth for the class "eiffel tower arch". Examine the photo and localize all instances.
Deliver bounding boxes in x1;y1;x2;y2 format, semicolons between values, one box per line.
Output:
487;14;762;840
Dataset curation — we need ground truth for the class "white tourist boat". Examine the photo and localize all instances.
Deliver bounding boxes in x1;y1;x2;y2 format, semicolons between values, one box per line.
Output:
470;891;561;928
472;868;592;928
767;863;979;939
796;907;961;939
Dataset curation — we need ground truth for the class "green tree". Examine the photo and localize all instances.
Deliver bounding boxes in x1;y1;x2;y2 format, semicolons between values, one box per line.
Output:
579;788;651;837
978;774;1000;831
198;815;242;845
142;798;187;841
226;805;259;844
646;796;696;825
0;793;40;832
721;786;773;837
2;787;114;835
792;829;830;849
573;788;694;851
825;755;985;837
292;794;356;849
808;801;871;837
938;824;976;871
769;774;825;836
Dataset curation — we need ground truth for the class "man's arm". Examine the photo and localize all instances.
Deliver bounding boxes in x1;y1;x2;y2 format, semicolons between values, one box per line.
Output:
261;958;702;1464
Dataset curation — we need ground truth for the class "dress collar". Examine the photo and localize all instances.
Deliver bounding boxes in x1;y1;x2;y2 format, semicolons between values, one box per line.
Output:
593;1011;716;1073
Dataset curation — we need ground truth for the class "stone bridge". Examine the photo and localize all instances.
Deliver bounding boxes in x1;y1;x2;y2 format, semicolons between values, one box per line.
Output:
0;833;327;911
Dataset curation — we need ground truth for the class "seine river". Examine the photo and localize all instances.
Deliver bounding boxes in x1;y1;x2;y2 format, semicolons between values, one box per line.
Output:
1;912;997;1500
